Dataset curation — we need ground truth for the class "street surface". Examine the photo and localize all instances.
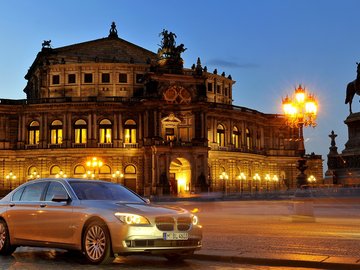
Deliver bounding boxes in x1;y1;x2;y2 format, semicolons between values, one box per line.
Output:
0;196;359;269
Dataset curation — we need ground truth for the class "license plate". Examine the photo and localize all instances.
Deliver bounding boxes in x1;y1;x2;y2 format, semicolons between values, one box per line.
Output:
163;232;189;240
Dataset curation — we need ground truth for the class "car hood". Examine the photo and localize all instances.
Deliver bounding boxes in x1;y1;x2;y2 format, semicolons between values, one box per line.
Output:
79;200;189;216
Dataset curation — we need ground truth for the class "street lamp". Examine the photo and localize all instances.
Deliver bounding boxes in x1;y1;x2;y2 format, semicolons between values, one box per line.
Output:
265;174;270;192
28;171;40;180
112;170;124;184
253;173;261;193
307;175;316;186
55;169;67;178
219;172;229;196
282;85;318;155
5;171;16;190
282;84;318;187
237;172;246;194
272;175;279;191
85;157;103;179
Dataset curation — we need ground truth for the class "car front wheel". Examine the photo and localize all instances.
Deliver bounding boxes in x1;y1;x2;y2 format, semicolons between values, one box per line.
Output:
0;220;16;255
82;220;113;264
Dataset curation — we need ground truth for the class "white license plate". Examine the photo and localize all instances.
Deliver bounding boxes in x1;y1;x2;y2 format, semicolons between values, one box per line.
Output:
163;232;189;240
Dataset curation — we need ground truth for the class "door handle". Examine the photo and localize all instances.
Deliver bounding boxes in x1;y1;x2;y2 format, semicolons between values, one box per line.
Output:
40;204;47;208
9;203;15;207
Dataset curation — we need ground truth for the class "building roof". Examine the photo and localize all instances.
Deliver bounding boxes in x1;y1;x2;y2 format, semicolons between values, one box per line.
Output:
25;24;158;79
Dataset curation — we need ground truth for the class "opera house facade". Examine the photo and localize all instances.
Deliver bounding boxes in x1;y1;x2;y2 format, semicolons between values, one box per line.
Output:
0;23;322;196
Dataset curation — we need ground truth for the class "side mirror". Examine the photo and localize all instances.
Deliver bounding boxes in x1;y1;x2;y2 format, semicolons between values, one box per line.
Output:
52;193;70;202
143;198;150;204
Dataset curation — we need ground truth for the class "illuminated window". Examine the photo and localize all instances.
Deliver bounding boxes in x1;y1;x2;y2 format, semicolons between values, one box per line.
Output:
74;119;87;144
124;165;137;192
28;120;40;145
246;128;252;150
216;124;225;147
232;126;240;148
124;119;137;143
50;120;63;144
99;164;111;174
99;119;112;143
50;165;61;175
74;165;86;175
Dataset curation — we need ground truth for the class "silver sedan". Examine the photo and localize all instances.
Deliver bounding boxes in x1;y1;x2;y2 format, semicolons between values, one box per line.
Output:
0;178;202;264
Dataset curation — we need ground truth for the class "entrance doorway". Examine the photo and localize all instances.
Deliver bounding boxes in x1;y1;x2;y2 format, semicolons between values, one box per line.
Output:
169;158;191;195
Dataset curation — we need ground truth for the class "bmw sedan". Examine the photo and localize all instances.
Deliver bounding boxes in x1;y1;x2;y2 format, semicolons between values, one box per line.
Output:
0;178;202;264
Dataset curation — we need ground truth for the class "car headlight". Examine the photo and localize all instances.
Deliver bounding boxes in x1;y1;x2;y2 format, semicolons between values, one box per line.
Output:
192;215;199;225
114;213;150;225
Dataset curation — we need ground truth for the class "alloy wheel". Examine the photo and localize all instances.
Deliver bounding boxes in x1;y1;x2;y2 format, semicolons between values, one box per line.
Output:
85;225;106;261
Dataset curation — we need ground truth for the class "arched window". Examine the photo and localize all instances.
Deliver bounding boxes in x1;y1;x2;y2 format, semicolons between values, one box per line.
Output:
216;124;225;147
28;121;40;145
74;165;86;175
50;120;63;144
124;165;137;192
74;119;87;144
246;128;252;150
124;119;137;143
28;166;40;179
232;126;241;148
99;119;112;143
99;164;111;174
50;165;61;175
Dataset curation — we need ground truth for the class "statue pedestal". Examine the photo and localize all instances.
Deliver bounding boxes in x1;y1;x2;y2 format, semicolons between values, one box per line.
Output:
343;112;360;154
328;113;360;186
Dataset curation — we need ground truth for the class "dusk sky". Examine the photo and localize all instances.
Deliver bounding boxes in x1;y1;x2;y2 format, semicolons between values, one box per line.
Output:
1;0;360;173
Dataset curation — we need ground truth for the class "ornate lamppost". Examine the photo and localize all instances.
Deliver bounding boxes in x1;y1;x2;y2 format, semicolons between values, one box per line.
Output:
84;157;103;179
112;170;124;184
282;85;318;187
55;169;67;178
237;172;246;194
6;171;17;190
307;175;316;186
265;174;270;192
253;173;261;194
219;172;229;196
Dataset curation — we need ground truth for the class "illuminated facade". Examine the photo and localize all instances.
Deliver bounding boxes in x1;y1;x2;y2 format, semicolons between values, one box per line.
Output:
0;23;323;196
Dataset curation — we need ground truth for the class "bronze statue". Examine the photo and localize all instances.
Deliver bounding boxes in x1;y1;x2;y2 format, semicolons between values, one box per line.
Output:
158;29;186;60
42;40;51;49
345;62;360;114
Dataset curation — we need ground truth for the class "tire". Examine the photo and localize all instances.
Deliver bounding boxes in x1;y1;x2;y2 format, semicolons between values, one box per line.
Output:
82;220;113;264
0;220;16;255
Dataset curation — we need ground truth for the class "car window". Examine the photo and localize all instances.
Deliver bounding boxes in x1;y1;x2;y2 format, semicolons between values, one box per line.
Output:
20;182;48;202
12;187;25;201
69;181;144;203
45;182;68;201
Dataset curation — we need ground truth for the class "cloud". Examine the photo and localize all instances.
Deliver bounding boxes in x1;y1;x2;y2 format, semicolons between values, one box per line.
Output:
205;59;259;69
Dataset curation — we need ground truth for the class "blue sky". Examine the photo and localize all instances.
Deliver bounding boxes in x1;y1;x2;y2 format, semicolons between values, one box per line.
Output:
1;0;360;172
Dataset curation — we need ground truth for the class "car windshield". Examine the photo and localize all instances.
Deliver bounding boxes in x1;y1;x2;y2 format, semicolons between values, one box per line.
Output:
69;181;145;203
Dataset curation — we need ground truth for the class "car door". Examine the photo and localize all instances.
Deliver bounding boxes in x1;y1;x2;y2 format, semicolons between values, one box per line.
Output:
36;181;75;244
7;181;48;242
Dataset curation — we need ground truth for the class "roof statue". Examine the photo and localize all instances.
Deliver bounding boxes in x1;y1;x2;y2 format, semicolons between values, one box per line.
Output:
157;29;186;73
41;40;51;49
345;62;360;114
108;22;119;38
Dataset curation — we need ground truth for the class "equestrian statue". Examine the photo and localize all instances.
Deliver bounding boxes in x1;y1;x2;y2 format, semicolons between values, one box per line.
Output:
345;62;360;114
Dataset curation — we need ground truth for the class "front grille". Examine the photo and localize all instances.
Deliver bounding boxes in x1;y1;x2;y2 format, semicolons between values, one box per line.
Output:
155;216;175;231
177;217;191;231
129;239;200;248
